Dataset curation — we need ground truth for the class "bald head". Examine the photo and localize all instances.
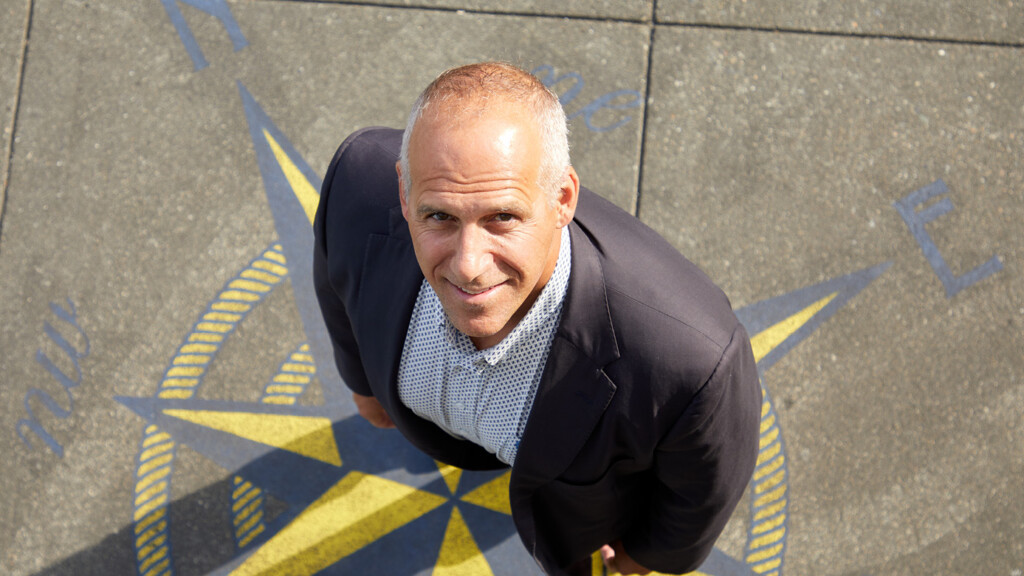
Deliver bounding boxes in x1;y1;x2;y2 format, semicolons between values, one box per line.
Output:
399;62;571;203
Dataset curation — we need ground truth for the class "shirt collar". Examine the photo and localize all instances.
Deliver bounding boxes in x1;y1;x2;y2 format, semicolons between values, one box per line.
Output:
425;226;572;365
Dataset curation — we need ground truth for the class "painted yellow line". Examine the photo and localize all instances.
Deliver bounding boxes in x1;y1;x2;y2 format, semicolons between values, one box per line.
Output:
241;269;282;284
233;488;261;513
196;321;233;333
756;441;782;465
273;373;311;384
134;508;166;536
752;513;786;535
753;454;784;481
189;332;224;343
142;432;172;448
135;521;167;550
142;557;169;576
281;363;315;374
137;453;174;478
167;366;204;377
220;290;261;302
203;312;243;323
753;498;788;522
753;484;787;508
139;546;168;573
252;260;288;276
138;442;174;463
759;427;780;450
135;466;172;494
752;557;782;574
180;343;218;353
746;543;784;564
239;524;265;548
234;501;262;525
262;396;296;405
212;301;252;313
237;510;264;536
173;354;211;365
754;469;786;494
233;480;254;499
134;493;169;522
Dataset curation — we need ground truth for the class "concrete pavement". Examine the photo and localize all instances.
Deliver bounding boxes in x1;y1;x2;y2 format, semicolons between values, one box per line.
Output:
0;1;1020;575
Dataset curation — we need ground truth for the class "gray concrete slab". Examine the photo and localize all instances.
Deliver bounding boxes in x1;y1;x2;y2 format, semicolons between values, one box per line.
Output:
657;0;1024;44
2;0;1022;575
1;0;28;217
642;26;1023;575
0;1;647;574
322;0;653;21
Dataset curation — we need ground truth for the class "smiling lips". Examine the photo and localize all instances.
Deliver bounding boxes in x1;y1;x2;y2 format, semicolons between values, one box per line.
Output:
450;281;503;298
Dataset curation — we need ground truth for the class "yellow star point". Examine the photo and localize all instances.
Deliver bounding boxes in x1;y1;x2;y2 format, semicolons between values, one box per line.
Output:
262;128;319;226
460;471;511;516
749;293;837;362
435;461;464;495
163;409;342;467
433;507;494;576
232;471;448;576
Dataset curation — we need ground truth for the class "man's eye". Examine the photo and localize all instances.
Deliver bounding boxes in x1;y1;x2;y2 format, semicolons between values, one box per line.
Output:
494;213;515;223
429;213;451;222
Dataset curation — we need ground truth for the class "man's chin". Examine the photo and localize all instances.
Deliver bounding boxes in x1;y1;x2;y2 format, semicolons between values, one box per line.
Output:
449;315;510;345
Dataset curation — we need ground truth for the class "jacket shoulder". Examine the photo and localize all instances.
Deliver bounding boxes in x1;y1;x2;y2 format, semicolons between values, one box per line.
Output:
574;188;738;351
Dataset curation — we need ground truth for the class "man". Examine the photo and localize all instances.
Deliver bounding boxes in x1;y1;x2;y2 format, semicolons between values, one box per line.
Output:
313;62;761;575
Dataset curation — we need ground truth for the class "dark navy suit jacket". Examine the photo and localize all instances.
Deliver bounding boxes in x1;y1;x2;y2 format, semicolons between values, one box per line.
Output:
312;127;761;575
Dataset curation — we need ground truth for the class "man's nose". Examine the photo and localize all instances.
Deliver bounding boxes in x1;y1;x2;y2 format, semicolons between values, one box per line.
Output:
451;226;489;282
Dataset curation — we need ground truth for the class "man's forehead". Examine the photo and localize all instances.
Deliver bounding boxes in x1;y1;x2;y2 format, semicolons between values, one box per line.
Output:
410;108;540;163
417;95;536;135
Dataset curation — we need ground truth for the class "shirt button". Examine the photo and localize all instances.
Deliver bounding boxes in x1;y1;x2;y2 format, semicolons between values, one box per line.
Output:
455;402;465;411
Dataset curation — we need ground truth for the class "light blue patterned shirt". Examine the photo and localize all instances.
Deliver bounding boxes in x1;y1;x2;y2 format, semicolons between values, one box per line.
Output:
397;227;572;465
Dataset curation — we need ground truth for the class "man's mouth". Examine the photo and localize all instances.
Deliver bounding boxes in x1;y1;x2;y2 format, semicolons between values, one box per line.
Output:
451;281;502;297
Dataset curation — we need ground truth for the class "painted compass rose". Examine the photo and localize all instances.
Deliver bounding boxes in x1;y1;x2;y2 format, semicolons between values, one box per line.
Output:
117;82;890;576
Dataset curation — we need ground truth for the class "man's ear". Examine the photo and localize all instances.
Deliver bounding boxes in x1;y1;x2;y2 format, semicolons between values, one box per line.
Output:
555;166;580;228
396;161;410;221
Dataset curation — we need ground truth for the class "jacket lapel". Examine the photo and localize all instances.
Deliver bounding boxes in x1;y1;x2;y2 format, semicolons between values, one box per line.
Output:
512;222;620;488
355;206;423;418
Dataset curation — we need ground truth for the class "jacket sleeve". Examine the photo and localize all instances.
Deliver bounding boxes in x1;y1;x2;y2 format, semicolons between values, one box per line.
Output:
311;131;374;397
622;323;762;573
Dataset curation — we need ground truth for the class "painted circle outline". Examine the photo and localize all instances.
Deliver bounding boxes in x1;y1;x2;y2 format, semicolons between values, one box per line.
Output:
128;243;790;576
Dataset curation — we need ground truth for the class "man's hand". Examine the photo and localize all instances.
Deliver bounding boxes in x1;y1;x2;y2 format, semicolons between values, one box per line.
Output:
352;392;395;429
600;541;651;575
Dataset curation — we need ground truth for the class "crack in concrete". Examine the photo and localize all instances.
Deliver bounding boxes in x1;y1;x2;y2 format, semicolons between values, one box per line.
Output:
1;0;33;256
634;12;657;220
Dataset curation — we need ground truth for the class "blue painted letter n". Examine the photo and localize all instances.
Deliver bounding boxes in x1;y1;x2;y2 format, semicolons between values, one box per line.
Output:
893;179;1002;298
159;0;248;71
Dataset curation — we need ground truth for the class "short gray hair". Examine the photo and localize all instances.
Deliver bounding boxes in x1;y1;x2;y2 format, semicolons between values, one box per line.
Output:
399;62;570;205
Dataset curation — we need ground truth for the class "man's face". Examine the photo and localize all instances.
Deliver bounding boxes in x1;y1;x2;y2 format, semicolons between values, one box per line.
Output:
399;103;578;349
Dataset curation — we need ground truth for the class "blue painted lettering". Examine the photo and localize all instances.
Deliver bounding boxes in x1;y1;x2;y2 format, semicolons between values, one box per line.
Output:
893;179;1002;298
569;89;642;132
532;65;642;132
16;299;91;458
159;0;248;71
